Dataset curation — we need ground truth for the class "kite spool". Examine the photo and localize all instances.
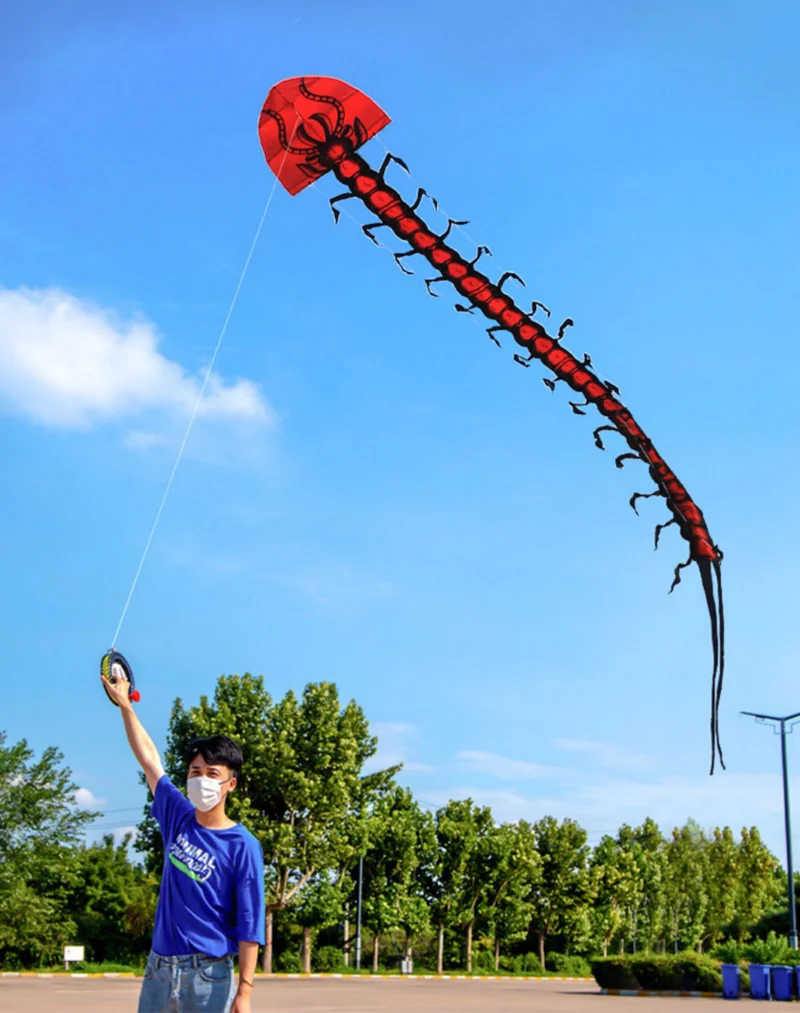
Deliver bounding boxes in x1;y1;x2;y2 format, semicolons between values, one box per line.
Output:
100;650;140;705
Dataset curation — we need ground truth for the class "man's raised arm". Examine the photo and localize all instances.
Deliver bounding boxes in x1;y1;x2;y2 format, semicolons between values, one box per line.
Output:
101;669;165;794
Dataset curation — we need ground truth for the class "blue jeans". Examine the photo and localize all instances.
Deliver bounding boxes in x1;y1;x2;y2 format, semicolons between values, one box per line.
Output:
138;951;235;1013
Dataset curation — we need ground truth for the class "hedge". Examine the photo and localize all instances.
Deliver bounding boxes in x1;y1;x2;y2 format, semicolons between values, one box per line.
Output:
592;953;723;992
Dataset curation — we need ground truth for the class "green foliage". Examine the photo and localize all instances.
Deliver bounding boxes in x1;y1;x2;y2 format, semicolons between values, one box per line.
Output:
629;955;683;989
0;731;98;967
592;953;723;992
546;952;592;976
508;952;545;975
527;816;592;967
591;956;641;989
276;948;303;972
2;683;794;975
134;674;396;972
740;930;796;965
710;939;742;963
67;834;158;963
362;787;432;950
672;953;723;991
313;945;346;972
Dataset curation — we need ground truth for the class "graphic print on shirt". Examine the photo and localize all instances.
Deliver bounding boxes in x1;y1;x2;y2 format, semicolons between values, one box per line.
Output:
168;831;217;884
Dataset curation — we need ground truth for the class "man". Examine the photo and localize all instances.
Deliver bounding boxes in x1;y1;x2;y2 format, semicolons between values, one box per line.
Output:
102;666;264;1013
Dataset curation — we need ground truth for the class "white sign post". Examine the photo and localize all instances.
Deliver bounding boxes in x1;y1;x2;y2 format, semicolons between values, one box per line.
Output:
63;946;85;971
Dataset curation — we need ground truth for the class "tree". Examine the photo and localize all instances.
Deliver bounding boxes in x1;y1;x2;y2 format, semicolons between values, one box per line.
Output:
589;835;639;956
527;816;591;968
0;731;98;966
701;826;739;948
662;821;708;951
293;877;342;973
361;787;433;970
135;675;396;972
732;827;782;939
450;802;495;973
480;821;540;970
627;819;666;953
426;800;485;973
67;834;159;963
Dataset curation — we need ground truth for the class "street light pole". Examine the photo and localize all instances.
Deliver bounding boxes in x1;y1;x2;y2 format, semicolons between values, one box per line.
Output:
742;709;800;950
355;854;363;970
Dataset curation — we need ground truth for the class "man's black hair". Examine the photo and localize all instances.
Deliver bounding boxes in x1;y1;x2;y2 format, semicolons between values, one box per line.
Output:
186;735;243;778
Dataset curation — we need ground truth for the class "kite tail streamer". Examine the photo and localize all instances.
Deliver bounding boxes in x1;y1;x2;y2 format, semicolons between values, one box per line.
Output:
258;76;725;771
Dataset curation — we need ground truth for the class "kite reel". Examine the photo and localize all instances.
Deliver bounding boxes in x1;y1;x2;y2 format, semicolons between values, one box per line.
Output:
100;650;141;705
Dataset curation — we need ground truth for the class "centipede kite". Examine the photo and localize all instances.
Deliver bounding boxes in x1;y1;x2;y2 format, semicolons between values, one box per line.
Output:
258;76;725;774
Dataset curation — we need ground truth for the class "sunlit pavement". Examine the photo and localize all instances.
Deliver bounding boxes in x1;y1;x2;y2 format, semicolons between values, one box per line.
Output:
0;976;737;1013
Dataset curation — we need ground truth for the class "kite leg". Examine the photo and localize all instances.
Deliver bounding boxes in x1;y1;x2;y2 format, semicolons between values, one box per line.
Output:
629;489;664;513
410;188;438;212
497;271;526;292
425;277;449;297
363;221;388;245
394;250;419;275
593;424;620;449
378;152;410;179
330;192;356;223
441;218;470;240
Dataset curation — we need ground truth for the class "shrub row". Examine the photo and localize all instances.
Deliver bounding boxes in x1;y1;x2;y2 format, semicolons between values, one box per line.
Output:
591;953;723;992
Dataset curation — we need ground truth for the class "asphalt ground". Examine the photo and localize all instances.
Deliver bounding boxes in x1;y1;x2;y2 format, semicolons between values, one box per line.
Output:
0;976;735;1012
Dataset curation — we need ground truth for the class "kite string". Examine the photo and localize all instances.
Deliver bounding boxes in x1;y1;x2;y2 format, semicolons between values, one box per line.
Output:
110;122;299;649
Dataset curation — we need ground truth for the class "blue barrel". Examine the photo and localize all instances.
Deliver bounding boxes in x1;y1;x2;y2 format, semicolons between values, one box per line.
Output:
722;963;741;999
772;966;793;1002
749;964;771;1000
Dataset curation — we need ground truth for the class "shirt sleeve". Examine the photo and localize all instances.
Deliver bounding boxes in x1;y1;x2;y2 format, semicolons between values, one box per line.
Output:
150;774;193;845
235;836;266;945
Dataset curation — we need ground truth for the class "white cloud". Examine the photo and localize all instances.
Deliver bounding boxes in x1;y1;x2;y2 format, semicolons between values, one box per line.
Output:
414;770;800;859
111;824;140;846
124;430;171;452
74;787;105;809
554;738;653;771
0;287;275;429
365;722;435;776
457;750;567;780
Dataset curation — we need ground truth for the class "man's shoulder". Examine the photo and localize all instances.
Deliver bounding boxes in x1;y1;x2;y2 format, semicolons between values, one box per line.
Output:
152;775;193;818
230;822;263;855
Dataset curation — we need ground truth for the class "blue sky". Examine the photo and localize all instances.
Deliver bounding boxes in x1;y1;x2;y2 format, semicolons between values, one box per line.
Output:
2;0;800;860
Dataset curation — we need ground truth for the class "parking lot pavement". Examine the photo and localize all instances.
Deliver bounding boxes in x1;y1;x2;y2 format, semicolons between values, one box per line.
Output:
0;975;734;1013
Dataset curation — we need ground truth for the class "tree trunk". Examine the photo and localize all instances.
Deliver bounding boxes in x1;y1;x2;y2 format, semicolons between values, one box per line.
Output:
602;939;608;958
262;908;274;973
344;917;350;967
303;926;312;974
494;936;501;972
405;934;413;960
466;921;474;973
437;924;444;974
372;933;380;972
537;930;545;971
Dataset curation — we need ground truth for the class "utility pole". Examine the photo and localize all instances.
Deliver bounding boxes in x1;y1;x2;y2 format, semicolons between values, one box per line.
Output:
742;710;800;949
355;855;364;970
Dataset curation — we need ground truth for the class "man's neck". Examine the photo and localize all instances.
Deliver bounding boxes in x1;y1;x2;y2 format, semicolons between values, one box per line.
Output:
195;803;236;830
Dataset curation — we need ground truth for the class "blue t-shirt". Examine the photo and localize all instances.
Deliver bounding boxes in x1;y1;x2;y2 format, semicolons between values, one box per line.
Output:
150;775;265;957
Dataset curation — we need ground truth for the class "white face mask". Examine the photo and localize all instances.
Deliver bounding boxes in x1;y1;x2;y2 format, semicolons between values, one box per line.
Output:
187;776;231;813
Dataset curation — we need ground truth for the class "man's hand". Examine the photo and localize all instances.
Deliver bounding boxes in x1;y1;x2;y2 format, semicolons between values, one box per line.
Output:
101;664;133;709
231;988;252;1013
